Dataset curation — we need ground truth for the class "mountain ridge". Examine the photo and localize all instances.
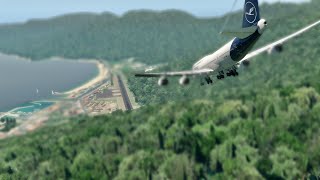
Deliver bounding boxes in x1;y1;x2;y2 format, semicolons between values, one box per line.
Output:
0;1;317;63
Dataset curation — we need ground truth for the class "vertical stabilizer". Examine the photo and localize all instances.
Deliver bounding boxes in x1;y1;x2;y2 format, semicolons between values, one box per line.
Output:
242;0;260;28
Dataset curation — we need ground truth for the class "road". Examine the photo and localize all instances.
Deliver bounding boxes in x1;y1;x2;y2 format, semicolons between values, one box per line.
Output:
77;79;109;100
117;75;133;110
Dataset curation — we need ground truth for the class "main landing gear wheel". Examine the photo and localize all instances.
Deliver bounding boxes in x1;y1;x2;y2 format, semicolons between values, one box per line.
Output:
205;77;213;84
217;71;225;80
217;75;225;80
226;69;239;77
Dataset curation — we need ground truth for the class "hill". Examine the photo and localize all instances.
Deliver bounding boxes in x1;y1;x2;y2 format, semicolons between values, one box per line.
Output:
0;1;317;65
0;10;211;63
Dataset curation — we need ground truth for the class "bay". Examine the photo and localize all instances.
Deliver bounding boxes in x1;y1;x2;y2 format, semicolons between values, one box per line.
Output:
0;54;98;112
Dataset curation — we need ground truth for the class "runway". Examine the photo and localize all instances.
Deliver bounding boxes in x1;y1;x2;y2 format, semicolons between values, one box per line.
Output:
117;75;133;111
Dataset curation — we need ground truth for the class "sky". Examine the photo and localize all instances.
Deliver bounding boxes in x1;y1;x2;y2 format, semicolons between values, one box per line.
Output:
0;0;310;23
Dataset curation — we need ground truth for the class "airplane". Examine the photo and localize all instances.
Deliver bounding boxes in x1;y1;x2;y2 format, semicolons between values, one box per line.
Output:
135;0;320;86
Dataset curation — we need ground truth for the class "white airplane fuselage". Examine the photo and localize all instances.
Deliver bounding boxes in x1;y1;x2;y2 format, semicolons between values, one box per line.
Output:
193;19;267;73
192;40;235;71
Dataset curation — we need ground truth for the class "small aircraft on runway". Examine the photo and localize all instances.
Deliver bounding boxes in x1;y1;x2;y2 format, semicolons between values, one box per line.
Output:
135;0;320;86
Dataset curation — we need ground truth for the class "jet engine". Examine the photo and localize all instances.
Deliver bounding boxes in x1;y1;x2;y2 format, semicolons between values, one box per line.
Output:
268;44;284;54
179;76;190;85
236;60;250;71
257;19;268;34
242;60;250;67
158;77;169;86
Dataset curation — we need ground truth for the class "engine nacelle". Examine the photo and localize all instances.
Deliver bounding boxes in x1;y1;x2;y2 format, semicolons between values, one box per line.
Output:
237;60;249;72
242;60;250;67
179;76;190;85
257;19;268;34
268;44;284;54
237;60;250;69
158;77;169;86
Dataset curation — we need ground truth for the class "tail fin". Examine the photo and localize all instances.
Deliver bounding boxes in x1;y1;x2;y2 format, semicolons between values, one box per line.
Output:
242;0;260;28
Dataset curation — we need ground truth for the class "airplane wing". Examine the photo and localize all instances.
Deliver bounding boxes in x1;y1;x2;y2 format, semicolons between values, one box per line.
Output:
135;68;214;77
241;20;320;62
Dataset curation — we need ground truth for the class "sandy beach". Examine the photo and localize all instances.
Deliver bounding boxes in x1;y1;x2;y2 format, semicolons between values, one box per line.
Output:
63;60;108;98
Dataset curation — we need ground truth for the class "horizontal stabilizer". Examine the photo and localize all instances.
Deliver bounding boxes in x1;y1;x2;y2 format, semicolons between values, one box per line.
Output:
220;26;257;38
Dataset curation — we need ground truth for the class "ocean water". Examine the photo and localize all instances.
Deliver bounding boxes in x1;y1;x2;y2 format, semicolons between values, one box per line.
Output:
0;54;98;112
12;101;54;114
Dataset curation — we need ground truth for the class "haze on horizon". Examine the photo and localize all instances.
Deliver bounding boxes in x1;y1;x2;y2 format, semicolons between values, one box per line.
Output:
0;0;310;23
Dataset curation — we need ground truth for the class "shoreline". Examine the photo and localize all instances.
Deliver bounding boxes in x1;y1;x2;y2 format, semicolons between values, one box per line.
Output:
1;51;109;98
62;60;108;98
0;101;55;119
0;52;107;113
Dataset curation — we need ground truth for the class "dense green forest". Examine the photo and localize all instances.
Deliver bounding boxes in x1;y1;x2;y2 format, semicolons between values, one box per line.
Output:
1;87;320;179
0;0;320;179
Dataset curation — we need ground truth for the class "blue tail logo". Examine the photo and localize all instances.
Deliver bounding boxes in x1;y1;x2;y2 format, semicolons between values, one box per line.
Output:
243;0;260;28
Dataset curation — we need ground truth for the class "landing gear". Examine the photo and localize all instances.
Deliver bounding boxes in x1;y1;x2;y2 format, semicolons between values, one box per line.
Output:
217;75;224;80
217;71;225;80
205;76;213;84
200;76;213;85
226;69;239;77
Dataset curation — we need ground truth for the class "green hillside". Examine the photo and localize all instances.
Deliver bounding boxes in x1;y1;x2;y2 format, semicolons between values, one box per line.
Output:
0;0;320;179
0;1;317;65
0;10;214;63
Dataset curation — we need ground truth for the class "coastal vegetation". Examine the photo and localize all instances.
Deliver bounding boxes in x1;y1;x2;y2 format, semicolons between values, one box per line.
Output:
0;116;16;132
0;0;319;179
